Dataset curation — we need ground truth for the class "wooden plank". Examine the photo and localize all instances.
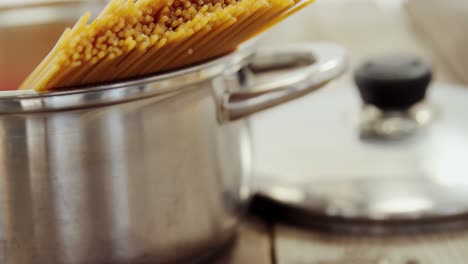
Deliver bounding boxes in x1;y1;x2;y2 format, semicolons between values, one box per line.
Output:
211;218;273;264
275;224;468;264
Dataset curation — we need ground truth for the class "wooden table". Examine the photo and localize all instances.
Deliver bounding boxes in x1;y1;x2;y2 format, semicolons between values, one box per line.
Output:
211;0;468;263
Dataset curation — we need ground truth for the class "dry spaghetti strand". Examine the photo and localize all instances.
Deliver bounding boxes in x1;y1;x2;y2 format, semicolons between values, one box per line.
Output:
19;0;316;92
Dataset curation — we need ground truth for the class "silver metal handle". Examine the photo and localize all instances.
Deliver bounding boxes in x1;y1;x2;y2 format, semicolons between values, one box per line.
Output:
222;43;348;121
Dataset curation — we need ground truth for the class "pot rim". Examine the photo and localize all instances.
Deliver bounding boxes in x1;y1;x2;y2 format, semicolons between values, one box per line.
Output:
0;40;256;114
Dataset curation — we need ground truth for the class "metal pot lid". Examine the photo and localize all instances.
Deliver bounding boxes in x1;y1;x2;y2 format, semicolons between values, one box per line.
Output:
250;53;468;229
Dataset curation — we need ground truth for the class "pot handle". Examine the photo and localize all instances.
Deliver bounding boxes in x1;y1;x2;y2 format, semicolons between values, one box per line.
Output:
221;42;348;121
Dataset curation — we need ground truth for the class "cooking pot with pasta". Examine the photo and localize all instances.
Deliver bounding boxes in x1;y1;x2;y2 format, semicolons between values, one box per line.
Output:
0;1;347;263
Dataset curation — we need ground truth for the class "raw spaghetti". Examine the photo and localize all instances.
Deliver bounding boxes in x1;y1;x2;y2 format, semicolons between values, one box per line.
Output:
19;0;315;92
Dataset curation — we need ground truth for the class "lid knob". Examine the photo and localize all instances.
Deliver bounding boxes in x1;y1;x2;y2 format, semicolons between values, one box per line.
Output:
354;54;432;110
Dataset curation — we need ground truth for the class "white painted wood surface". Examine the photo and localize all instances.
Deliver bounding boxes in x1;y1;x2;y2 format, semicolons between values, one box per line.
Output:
275;225;468;264
212;218;272;264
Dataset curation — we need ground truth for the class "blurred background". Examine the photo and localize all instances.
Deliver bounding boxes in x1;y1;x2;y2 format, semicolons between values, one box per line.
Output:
0;0;466;89
259;0;467;85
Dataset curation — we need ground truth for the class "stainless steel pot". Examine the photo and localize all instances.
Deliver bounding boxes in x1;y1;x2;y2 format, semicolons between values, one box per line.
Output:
0;1;347;263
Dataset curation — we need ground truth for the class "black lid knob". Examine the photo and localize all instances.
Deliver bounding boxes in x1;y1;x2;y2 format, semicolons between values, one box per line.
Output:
354;54;432;110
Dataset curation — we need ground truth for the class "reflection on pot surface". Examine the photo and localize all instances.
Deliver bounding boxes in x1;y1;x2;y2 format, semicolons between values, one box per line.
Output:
0;78;251;263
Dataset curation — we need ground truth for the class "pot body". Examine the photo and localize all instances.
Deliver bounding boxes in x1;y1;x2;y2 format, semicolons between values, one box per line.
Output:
0;75;252;264
0;2;253;262
0;2;348;263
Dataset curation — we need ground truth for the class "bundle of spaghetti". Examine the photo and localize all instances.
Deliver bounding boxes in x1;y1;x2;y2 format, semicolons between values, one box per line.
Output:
20;0;316;92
